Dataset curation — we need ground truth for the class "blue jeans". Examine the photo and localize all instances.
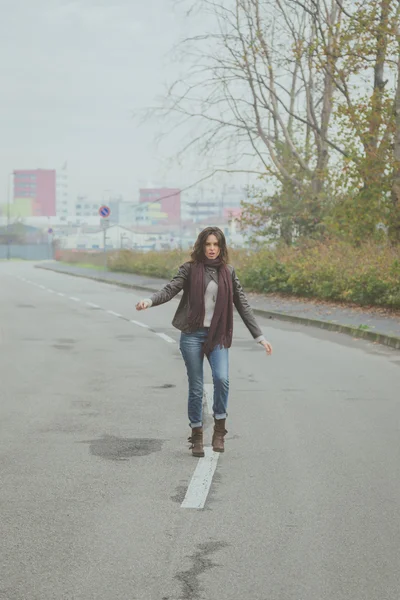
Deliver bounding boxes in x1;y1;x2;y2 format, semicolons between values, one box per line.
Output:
179;328;229;428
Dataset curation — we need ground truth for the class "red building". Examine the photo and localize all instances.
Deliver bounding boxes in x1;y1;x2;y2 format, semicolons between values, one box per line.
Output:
13;169;56;217
139;188;181;224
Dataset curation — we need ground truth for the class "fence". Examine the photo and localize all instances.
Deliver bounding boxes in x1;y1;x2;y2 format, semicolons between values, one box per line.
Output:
0;243;54;260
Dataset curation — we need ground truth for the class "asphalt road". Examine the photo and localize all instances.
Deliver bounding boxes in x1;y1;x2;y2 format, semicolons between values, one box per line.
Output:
1;261;399;600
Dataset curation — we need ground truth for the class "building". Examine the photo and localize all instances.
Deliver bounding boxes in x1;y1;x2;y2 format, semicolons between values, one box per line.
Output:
56;165;69;220
13;169;56;217
221;184;247;210
75;197;101;220
139;188;181;224
134;201;169;226
181;185;247;223
58;224;171;251
108;198;140;226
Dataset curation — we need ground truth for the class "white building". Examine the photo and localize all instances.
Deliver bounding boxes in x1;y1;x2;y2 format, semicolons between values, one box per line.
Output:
74;196;101;220
58;224;172;251
181;184;248;223
56;165;71;220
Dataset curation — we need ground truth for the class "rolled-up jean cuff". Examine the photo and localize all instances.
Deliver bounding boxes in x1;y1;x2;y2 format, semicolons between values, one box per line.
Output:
214;413;227;420
190;422;202;428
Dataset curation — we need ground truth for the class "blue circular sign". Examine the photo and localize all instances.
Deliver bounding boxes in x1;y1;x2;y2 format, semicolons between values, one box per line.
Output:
48;228;53;234
99;205;111;218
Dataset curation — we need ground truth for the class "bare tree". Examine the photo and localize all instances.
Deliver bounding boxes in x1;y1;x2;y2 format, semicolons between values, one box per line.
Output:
152;0;344;239
152;0;400;242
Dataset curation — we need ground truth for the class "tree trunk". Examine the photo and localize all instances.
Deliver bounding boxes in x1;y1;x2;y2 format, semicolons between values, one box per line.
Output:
390;53;400;244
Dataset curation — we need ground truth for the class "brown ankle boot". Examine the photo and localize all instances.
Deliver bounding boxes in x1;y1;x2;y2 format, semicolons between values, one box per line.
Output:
212;418;227;453
188;427;205;457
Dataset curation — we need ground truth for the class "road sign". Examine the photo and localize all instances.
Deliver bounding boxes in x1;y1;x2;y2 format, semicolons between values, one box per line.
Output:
99;205;111;218
48;228;53;234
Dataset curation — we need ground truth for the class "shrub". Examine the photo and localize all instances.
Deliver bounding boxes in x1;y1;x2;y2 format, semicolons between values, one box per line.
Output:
56;242;400;309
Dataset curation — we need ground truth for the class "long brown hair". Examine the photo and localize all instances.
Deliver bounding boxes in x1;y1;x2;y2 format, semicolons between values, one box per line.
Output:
190;227;229;264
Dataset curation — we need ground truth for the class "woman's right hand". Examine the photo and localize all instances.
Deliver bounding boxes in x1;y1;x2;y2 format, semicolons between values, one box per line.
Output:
136;300;150;311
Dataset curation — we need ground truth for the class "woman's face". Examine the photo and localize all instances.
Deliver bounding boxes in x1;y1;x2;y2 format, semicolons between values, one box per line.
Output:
204;234;221;259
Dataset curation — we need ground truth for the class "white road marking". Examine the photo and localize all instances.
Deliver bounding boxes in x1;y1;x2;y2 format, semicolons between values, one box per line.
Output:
203;383;214;414
181;447;220;510
107;310;122;318
18;278;182;352
155;332;175;344
130;319;150;329
181;382;220;510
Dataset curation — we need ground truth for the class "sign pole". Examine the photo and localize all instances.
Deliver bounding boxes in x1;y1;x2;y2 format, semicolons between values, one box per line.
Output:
103;224;107;271
98;205;111;271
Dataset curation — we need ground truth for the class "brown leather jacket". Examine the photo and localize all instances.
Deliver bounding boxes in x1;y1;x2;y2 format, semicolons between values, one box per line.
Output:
150;261;263;339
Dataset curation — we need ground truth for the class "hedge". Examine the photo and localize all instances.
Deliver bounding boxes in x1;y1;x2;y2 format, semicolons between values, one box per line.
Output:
57;241;400;309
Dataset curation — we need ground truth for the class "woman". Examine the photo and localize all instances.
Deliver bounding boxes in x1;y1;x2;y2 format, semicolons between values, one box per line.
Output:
136;227;272;457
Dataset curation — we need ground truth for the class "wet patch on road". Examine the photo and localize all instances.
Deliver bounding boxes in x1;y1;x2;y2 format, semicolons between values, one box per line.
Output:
175;541;228;600
53;343;74;351
52;338;77;351
16;303;35;308
152;383;176;389
171;484;188;504
80;434;164;461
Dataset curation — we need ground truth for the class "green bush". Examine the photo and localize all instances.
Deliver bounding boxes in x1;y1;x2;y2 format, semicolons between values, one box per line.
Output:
107;249;188;278
56;242;400;309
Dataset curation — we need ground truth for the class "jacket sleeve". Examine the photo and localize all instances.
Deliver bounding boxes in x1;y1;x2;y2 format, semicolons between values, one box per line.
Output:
150;263;190;307
232;267;264;340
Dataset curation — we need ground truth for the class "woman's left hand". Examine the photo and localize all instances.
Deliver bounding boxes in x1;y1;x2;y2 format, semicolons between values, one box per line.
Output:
260;340;273;355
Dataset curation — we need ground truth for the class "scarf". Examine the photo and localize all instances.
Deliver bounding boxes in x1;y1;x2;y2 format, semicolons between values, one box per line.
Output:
188;257;233;357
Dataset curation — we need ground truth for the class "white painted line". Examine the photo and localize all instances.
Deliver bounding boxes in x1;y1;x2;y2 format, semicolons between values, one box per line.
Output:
155;332;175;344
39;284;46;289
57;292;65;297
203;383;214;414
69;296;80;302
181;447;220;509
181;383;218;510
86;301;100;309
107;310;122;318
47;289;55;294
130;319;150;329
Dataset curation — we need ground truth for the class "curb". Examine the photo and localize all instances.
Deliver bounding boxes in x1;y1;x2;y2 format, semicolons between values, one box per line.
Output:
36;264;400;351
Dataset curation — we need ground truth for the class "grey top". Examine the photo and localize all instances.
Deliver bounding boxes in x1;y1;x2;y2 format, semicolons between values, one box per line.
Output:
203;280;218;327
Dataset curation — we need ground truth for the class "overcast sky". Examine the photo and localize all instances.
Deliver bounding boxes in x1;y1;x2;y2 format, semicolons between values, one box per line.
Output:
0;0;206;202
